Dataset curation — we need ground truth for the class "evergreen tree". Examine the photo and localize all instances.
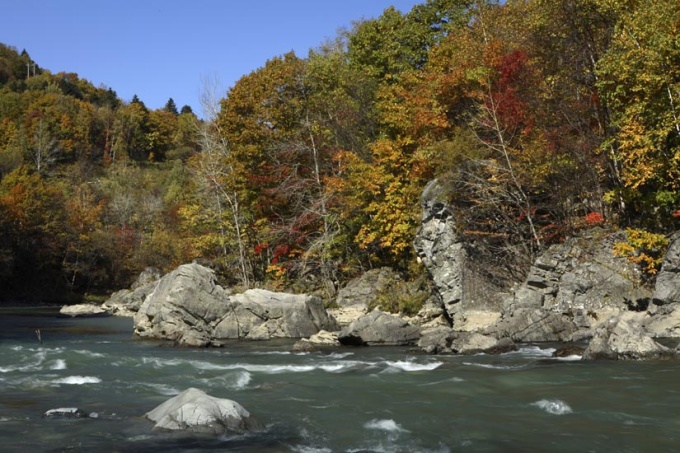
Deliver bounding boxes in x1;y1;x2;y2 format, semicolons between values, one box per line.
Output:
164;97;178;115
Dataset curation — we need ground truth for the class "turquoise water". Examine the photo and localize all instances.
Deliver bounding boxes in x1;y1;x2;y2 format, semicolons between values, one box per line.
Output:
1;308;679;452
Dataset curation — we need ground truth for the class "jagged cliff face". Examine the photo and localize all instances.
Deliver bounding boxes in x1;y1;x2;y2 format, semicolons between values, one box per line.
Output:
413;179;510;324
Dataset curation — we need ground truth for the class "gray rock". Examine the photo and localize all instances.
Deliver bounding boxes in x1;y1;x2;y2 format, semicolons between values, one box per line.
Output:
338;310;420;346
486;308;576;342
417;327;516;354
507;230;650;315
212;289;338;341
59;304;107;317
653;232;680;305
583;317;674;360
145;388;263;434
102;267;163;317
134;263;231;346
133;263;338;345
643;303;680;338
414;179;507;321
336;267;402;309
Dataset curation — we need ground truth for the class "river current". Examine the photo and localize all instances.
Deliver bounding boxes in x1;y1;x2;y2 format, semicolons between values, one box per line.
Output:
1;308;679;452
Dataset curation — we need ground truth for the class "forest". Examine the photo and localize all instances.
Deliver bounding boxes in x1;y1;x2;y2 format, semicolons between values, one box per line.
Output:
0;0;678;305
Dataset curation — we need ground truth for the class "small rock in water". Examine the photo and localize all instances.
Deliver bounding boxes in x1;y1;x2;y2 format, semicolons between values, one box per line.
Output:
552;344;585;358
43;407;90;418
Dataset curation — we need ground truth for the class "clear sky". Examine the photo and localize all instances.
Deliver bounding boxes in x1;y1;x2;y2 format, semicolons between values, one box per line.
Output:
1;0;423;115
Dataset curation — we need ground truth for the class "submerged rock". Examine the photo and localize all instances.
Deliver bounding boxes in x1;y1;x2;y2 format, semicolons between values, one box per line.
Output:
145;388;263;434
43;407;91;418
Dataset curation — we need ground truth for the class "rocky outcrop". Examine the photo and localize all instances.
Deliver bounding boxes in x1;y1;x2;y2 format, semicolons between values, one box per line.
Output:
145;388;263;434
133;263;338;346
413;179;505;328
336;267;402;309
418;327;516;355
506;230;650;315
293;330;340;351
653;232;680;305
102;267;162;317
338;310;420;346
486;308;577;342
643;303;680;338
212;289;338;341
59;304;107;317
583;317;675;360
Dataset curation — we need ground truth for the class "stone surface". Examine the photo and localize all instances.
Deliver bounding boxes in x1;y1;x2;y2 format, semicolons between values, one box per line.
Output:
338;310;420;346
653;232;680;305
102;267;162;317
292;330;340;351
59;304;107;317
212;289;338;341
582;317;674;360
506;230;650;315
486;308;577;342
414;179;509;324
134;263;231;346
133;263;338;345
145;388;263;434
335;267;402;309
417;327;516;355
327;306;367;327
643;303;680;338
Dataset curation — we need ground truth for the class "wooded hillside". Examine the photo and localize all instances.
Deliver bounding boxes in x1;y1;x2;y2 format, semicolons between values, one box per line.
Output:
1;0;678;302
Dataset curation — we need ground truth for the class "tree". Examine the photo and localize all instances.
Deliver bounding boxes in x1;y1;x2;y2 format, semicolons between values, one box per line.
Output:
595;0;680;228
164;97;178;115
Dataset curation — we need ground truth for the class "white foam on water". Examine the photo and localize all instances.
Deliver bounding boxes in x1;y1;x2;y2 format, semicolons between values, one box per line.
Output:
384;360;442;372
144;383;180;395
507;345;556;358
49;359;67;370
556;354;582;361
532;399;573;415
462;362;525;370
418;377;464;386
52;376;102;385
325;352;354;359
364;419;409;433
74;350;105;358
291;446;332;453
233;370;252;389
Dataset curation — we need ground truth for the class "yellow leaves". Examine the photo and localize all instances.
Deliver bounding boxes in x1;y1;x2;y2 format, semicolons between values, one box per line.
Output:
613;228;668;276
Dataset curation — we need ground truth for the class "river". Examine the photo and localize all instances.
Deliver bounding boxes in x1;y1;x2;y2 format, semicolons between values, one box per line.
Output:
1;308;679;452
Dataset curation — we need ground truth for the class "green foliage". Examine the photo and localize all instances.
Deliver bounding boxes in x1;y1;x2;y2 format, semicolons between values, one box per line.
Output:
367;280;429;316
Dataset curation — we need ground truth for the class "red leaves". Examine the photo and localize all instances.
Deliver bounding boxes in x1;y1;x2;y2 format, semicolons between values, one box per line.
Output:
489;49;535;135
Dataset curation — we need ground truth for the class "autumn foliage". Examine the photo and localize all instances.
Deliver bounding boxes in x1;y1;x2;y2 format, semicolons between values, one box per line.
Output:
1;0;679;301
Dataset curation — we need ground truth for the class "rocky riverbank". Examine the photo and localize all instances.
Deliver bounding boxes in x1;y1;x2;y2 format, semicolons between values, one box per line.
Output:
89;180;680;360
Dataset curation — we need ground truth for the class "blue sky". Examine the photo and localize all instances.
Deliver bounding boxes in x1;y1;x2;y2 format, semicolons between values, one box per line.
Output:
1;0;423;115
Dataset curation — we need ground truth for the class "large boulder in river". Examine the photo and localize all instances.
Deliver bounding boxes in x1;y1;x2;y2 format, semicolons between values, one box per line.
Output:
582;316;675;360
146;388;263;434
485;308;577;342
338;310;420;346
212;289;339;341
653;232;680;305
134;263;232;346
418;326;516;355
133;263;338;346
643;303;680;338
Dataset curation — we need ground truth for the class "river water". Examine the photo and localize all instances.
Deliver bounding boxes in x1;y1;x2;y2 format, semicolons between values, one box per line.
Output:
1;308;679;452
